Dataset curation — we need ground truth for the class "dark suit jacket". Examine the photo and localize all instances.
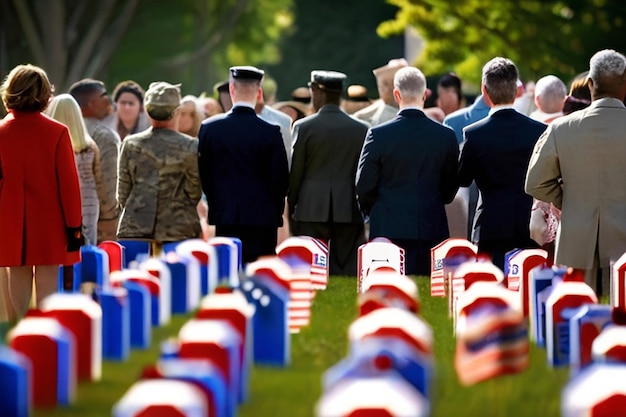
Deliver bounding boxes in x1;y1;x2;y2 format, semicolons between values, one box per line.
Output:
289;104;369;223
356;108;459;241
197;105;289;227
458;108;547;242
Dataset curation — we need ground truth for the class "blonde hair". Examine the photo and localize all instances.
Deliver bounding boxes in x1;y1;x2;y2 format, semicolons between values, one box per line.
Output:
45;94;92;152
0;64;53;112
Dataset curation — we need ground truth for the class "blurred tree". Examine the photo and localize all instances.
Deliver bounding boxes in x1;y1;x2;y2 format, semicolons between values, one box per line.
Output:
263;0;404;101
378;0;626;85
0;0;293;94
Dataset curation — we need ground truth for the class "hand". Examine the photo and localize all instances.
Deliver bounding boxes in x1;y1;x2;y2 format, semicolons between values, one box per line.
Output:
66;227;85;252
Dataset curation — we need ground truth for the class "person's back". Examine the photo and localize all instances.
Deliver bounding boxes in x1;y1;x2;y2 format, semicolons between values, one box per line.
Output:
198;66;289;264
289;70;368;276
356;66;459;275
459;57;546;269
68;78;121;242
117;82;202;245
526;49;626;294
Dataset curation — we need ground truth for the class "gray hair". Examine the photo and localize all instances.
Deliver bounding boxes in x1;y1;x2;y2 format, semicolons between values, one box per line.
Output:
393;67;427;101
481;57;519;105
588;49;626;97
589;49;626;83
534;75;567;113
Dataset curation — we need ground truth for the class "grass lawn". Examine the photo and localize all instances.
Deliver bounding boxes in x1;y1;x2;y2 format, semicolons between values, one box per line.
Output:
32;276;570;417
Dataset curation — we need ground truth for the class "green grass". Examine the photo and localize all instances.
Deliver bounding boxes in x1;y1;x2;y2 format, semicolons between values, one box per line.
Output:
32;277;570;417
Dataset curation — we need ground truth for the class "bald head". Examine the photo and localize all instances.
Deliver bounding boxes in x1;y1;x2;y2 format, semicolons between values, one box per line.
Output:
534;75;567;113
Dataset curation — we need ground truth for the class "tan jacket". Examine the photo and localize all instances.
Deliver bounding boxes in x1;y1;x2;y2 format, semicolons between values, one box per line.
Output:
526;98;626;269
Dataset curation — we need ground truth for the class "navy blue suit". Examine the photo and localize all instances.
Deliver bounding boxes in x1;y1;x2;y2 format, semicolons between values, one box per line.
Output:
198;105;289;262
458;108;547;269
356;108;459;275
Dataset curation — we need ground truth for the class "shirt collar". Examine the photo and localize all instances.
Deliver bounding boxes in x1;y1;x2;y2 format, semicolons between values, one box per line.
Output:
488;104;515;116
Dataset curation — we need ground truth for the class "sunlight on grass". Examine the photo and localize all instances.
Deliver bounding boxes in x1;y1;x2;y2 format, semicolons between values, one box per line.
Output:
32;276;569;417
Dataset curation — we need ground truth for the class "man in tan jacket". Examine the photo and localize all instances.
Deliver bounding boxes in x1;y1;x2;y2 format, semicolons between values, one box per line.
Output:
526;49;626;295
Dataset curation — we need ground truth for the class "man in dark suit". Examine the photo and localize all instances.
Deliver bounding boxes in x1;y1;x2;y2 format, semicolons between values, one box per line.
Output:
458;57;547;270
289;70;369;276
198;66;289;264
356;66;459;276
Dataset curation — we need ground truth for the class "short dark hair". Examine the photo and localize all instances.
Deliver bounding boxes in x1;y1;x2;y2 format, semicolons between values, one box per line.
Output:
438;72;462;102
482;57;518;105
68;78;106;107
1;64;53;112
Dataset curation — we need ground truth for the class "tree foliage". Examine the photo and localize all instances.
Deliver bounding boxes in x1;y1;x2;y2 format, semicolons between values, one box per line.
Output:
378;0;626;86
0;0;293;94
263;0;404;101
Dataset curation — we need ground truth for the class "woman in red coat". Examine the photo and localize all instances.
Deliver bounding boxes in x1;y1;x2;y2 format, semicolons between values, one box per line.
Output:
0;64;83;318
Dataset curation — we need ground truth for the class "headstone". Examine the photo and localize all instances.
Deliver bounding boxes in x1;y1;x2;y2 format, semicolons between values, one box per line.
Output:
118;239;151;268
592;323;626;364
546;279;598;367
175;239;219;296
562;363;626;417
96;286;131;361
111;269;165;327
611;252;626;310
141;257;173;325
240;275;290;366
98;240;126;273
506;249;547;317
454;281;528;386
39;293;103;381
570;304;612;375
112;379;209;417
358;271;418;316
208;237;242;287
109;274;151;350
196;289;254;403
246;256;312;333
528;265;562;347
0;345;30;417
8;316;76;407
315;374;429;417
276;235;329;290
430;238;477;297
450;260;504;323
357;238;405;293
178;319;242;410
348;308;433;361
163;253;201;315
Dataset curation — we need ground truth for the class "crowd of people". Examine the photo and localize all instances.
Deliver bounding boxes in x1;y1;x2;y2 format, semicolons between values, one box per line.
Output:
1;48;625;322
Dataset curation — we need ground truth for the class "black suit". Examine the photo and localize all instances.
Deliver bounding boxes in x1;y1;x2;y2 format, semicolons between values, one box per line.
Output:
289;104;369;276
458;108;547;269
356;108;459;275
198;105;289;263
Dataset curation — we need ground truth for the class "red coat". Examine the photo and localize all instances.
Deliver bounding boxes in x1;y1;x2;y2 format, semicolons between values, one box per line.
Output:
0;111;82;266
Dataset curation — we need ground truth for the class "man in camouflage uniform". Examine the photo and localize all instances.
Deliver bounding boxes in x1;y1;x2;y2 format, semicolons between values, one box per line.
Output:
69;79;121;242
117;82;202;254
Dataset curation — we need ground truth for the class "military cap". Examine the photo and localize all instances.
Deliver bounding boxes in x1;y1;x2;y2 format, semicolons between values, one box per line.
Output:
229;66;264;81
372;58;409;79
291;87;311;103
346;84;371;102
144;81;180;120
213;80;229;94
309;70;347;93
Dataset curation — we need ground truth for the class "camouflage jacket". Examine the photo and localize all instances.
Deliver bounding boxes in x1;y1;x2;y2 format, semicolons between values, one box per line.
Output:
84;118;121;242
117;127;202;241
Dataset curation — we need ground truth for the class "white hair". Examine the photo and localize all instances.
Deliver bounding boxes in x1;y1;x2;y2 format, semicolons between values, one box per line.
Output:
534;75;567;113
393;67;427;101
589;49;626;84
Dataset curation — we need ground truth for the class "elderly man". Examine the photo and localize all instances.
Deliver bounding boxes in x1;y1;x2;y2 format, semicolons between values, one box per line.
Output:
356;66;459;276
526;49;626;295
117;82;202;255
354;58;409;126
458;57;547;270
529;75;568;123
69;79;121;242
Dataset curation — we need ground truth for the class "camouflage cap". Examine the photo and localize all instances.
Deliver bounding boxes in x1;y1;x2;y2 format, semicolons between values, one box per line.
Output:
144;81;181;120
145;81;181;110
